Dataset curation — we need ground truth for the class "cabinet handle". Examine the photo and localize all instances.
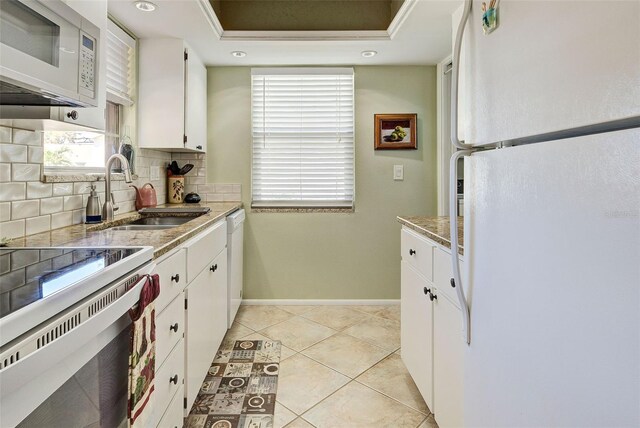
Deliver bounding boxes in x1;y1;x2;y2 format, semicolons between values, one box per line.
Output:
409;249;416;256
423;287;431;295
169;375;178;384
66;110;78;120
196;145;203;150
170;323;179;332
429;292;438;302
171;274;180;283
450;278;456;288
210;264;217;272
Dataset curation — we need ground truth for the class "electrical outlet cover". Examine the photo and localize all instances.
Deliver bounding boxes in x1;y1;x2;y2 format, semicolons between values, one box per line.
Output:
394;164;404;181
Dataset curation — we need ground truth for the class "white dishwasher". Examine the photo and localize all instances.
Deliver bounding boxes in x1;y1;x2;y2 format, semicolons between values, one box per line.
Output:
226;209;245;328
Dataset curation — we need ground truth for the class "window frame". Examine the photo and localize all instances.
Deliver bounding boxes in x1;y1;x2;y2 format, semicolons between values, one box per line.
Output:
250;67;355;209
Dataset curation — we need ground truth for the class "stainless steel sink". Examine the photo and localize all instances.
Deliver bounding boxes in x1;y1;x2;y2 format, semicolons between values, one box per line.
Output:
108;216;197;231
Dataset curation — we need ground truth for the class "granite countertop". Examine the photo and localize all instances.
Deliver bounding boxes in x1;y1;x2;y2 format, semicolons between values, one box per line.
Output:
7;202;242;258
397;216;464;255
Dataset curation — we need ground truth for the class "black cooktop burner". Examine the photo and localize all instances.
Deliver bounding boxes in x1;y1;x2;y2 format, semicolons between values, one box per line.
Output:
0;248;141;319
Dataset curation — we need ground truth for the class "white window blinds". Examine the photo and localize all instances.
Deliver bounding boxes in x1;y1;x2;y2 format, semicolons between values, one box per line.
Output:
106;20;135;106
251;68;355;208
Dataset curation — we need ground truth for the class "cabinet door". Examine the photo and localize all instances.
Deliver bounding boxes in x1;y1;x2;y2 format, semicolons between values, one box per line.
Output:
184;46;207;152
401;261;434;410
433;291;464;428
185;250;228;412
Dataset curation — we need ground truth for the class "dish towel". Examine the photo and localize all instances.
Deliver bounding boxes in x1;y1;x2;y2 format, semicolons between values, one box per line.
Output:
128;273;160;427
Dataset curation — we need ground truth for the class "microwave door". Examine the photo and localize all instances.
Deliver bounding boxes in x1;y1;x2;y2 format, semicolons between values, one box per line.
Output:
0;0;81;104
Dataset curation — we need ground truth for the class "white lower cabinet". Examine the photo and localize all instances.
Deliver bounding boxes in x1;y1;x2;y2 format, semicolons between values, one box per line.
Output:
151;217;232;422
433;291;465;428
401;260;434;410
400;225;465;428
184;219;229;413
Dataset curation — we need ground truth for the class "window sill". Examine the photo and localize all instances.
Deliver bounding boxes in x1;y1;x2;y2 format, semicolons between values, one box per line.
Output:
42;172;139;183
251;207;354;213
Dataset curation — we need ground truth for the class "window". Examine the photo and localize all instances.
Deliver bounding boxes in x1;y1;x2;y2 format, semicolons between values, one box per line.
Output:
251;68;355;208
44;20;135;172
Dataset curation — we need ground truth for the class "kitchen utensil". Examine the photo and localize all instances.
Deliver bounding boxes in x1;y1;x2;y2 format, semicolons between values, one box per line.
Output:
178;163;194;175
184;192;201;203
85;184;102;223
170;161;180;175
117;126;135;174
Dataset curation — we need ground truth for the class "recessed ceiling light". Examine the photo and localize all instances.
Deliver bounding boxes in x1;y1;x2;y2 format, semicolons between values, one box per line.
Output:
231;51;247;58
361;50;377;58
135;1;157;12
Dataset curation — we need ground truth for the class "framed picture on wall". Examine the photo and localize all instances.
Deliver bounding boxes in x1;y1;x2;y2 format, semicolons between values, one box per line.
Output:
374;113;417;150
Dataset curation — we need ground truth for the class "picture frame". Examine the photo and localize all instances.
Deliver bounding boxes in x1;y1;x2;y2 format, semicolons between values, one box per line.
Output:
374;113;417;150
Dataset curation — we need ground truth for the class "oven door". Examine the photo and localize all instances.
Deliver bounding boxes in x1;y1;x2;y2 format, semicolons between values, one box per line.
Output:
0;0;86;105
0;270;152;427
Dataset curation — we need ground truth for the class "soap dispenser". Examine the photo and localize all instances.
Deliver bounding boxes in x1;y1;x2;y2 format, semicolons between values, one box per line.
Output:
85;184;102;224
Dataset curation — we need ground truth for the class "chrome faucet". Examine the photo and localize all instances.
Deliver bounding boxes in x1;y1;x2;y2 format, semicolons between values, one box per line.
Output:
103;154;133;221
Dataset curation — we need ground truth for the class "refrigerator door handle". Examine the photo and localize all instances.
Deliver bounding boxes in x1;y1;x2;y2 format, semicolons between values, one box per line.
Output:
450;149;472;345
451;0;473;151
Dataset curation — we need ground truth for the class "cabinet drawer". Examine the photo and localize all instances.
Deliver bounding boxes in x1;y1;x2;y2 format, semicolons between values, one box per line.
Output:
157;385;184;428
433;248;464;309
184;220;226;282
401;228;435;281
156;293;184;367
155;339;185;424
154;249;186;313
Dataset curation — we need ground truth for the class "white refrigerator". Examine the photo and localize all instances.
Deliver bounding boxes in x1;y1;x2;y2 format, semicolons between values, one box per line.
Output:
450;1;640;426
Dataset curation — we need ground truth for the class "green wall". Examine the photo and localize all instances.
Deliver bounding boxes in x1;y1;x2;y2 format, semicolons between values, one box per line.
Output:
207;66;437;299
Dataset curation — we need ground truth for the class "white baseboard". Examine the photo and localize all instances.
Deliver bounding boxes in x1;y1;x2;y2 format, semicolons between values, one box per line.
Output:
241;299;400;306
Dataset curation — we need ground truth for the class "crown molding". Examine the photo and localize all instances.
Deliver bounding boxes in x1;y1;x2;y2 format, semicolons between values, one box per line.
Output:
387;0;418;39
195;0;223;39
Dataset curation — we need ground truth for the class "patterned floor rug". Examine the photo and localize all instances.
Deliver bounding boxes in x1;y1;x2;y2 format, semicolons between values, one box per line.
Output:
185;340;282;428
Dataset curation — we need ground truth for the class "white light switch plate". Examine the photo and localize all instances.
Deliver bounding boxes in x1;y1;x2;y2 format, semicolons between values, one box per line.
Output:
150;166;160;181
394;164;404;181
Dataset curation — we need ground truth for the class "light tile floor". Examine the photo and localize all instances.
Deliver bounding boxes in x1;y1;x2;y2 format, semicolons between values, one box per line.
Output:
220;304;438;428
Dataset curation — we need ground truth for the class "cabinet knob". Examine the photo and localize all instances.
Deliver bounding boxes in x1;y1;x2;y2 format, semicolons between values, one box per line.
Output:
169;375;178;384
196;145;203;150
423;287;431;295
66;110;78;120
210;264;217;272
171;273;180;282
429;292;438;302
409;249;416;256
170;323;179;332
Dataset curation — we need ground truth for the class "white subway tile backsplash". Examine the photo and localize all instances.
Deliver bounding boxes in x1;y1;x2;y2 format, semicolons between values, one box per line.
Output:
26;215;51;235
28;146;44;163
63;195;83;211
0;163;10;182
197;184;215;193
0;182;26;201
12;200;39;220
12;129;41;146
40;197;64;214
12;163;41;181
52;182;73;196
0;219;25;240
51;211;72;230
206;193;224;202
216;184;234;193
72;209;84;224
73;182;92;194
233;184;241;193
0;202;10;222
0;127;11;143
0;144;27;163
27;182;53;198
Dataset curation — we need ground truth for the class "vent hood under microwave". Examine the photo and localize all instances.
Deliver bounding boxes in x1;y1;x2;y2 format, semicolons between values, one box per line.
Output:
0;0;100;108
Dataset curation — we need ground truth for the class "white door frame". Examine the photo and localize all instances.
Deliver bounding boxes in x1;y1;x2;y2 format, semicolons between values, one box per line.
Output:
436;55;453;216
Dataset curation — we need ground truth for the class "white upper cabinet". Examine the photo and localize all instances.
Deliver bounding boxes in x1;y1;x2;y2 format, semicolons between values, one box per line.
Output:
138;38;207;152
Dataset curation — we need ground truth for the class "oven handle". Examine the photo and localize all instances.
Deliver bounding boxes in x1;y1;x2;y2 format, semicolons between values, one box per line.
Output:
0;266;154;427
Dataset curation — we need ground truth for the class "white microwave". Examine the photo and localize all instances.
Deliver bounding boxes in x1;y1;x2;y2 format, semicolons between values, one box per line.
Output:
0;0;99;107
